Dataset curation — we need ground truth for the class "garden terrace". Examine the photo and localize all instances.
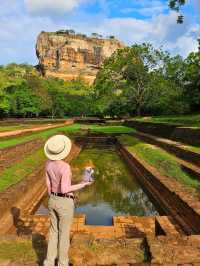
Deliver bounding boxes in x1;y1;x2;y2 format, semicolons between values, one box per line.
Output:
124;119;200;146
1;125;200;265
0;119;73;139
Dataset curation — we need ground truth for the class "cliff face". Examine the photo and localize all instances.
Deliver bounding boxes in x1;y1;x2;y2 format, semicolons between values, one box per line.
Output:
36;32;125;84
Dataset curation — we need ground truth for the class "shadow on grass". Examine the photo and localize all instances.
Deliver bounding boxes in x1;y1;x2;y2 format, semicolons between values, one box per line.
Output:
11;207;47;266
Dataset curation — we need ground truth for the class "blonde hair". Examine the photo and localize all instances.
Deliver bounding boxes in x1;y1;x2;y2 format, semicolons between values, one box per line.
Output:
84;160;95;168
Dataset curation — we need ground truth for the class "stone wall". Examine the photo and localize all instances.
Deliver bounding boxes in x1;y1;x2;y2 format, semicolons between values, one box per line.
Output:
0;141;82;234
124;120;200;146
118;143;200;235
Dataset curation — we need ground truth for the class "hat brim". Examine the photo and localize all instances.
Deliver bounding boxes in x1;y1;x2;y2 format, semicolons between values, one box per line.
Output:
44;135;72;161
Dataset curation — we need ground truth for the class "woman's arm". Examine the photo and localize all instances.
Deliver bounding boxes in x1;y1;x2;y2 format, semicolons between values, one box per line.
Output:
61;164;90;194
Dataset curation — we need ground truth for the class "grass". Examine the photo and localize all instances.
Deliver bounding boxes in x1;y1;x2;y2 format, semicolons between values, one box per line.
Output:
0;123;81;149
88;125;136;134
0;239;37;264
0;148;46;192
0;124;135;150
133;114;200;127
0;123;85;191
0;125;34;132
119;135;200;193
0;124;135;192
183;144;200;154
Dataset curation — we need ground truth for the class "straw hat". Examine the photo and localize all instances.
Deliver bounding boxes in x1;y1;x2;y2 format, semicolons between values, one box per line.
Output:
44;135;72;161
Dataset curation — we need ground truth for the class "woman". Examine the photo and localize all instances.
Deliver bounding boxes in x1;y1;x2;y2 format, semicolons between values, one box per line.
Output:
43;134;92;266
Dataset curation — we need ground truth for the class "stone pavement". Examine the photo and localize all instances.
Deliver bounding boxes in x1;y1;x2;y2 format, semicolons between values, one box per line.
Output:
148;235;200;264
10;214;165;239
7;213;200;265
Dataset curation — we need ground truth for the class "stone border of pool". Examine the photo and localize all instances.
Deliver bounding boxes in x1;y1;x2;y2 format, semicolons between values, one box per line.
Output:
124;119;200;146
2;134;200;235
0;141;82;235
117;141;200;235
2;134;200;264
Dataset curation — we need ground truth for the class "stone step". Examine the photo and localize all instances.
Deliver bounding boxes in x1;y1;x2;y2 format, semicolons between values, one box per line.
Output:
69;233;146;266
148;235;200;264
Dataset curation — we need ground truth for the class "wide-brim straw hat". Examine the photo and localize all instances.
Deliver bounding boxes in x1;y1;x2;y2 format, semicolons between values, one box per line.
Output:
44;135;72;161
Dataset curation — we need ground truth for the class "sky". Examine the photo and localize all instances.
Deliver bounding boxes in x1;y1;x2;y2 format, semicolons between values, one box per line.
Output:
0;0;200;65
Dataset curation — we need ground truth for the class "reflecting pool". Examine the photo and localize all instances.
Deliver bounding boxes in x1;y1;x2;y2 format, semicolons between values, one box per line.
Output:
36;146;158;225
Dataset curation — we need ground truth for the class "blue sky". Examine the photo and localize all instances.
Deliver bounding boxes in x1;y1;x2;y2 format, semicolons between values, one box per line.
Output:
0;0;200;65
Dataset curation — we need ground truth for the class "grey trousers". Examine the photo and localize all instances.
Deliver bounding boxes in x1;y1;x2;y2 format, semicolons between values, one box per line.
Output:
43;195;74;266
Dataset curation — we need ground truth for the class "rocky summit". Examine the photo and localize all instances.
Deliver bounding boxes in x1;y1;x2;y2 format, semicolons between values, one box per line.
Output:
36;31;125;84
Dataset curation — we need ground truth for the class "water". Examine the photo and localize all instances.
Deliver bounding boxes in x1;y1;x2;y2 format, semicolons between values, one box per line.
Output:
36;146;158;225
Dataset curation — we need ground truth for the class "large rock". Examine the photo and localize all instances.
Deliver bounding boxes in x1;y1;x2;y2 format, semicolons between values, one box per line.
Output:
36;32;125;84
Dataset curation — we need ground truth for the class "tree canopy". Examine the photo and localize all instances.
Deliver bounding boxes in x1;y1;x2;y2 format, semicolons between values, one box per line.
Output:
0;39;200;119
0;64;93;118
93;43;191;117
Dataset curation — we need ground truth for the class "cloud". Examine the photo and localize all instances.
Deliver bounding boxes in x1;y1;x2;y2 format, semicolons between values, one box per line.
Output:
121;0;167;17
74;11;199;57
24;0;82;15
0;13;65;64
0;0;199;65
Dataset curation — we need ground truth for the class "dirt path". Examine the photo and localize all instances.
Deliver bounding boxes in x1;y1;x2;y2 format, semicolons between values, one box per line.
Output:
0;120;73;139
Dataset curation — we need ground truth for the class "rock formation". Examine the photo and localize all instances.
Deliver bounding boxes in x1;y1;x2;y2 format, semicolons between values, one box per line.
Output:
36;31;125;84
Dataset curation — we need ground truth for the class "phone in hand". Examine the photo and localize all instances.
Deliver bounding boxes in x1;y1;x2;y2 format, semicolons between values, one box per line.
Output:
82;167;94;183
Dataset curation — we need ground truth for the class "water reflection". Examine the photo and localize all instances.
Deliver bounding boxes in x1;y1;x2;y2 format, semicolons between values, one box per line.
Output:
36;147;158;225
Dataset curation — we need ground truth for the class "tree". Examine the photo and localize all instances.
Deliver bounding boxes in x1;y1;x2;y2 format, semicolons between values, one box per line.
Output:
169;0;186;23
26;75;52;114
91;33;101;38
10;81;43;117
94;43;166;116
182;44;200;112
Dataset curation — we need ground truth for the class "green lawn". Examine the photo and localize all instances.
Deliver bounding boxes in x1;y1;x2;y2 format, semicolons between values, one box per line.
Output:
0;124;136;191
0;238;43;264
0;124;83;191
133;114;200;127
119;135;200;194
88;125;136;134
183;144;200;154
0;148;46;192
0;125;34;132
0;123;81;149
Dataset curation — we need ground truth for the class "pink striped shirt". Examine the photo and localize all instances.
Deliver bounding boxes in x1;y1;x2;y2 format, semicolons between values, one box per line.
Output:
45;160;86;195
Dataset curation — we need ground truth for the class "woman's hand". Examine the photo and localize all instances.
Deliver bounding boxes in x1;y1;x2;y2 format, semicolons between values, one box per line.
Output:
84;181;94;186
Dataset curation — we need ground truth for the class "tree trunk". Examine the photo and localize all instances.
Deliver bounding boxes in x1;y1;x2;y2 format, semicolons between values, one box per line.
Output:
136;104;141;116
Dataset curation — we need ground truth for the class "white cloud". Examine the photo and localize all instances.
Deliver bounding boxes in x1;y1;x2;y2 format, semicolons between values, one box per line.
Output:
121;0;167;17
80;11;199;57
0;0;199;65
24;0;82;15
0;13;64;64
